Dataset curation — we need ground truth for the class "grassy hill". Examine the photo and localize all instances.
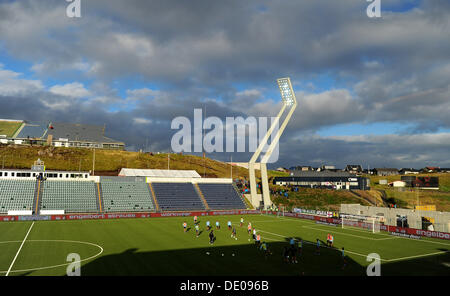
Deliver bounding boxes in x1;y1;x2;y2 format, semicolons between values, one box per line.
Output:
270;185;371;212
3;145;448;212
367;173;450;212
0;145;254;179
0;121;22;137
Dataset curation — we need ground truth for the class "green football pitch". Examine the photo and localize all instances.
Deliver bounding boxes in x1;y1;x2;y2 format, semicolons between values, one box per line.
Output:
0;214;448;276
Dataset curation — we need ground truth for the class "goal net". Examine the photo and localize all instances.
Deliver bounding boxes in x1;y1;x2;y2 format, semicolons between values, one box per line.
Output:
260;206;285;217
341;215;381;233
276;209;285;218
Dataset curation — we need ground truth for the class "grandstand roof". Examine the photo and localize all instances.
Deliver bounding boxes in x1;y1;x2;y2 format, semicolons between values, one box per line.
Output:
291;170;354;177
16;122;48;139
119;169;201;178
46;122;123;144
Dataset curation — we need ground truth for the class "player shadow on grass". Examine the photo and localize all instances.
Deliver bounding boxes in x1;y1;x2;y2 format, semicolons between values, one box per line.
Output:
69;237;362;276
70;238;450;276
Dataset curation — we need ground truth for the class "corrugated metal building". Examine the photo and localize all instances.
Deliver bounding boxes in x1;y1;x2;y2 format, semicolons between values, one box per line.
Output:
273;170;370;190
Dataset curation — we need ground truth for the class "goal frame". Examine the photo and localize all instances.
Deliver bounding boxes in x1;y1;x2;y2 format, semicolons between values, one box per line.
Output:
341;215;382;233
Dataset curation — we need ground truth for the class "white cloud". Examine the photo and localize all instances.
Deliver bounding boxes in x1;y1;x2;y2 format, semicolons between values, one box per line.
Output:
133;117;152;125
49;82;91;98
0;66;44;95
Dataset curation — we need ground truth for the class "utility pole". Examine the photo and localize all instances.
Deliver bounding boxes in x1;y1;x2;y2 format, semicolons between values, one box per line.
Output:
230;155;233;179
92;149;95;176
416;187;419;208
203;104;206;178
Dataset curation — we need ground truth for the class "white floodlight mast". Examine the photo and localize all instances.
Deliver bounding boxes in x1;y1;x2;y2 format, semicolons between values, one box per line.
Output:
248;77;297;210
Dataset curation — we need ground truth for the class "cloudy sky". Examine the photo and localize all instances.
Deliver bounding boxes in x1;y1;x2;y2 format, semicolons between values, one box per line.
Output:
0;0;449;169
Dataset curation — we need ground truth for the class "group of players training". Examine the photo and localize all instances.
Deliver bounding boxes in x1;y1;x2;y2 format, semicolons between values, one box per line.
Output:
182;216;252;244
182;216;347;269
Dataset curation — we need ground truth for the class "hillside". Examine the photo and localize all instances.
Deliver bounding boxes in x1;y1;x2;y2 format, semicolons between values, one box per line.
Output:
270;185;371;212
0;145;256;179
367;173;450;212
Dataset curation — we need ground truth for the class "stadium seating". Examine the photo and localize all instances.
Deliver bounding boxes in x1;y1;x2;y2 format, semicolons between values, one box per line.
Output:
40;181;98;213
0;180;35;213
197;183;247;210
101;182;155;212
152;183;205;211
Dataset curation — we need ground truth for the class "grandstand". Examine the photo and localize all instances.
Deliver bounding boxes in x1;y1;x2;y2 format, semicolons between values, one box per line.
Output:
0;163;248;214
0;180;35;214
0;119;124;149
15;122;48;140
197;183;246;210
101;181;155;212
151;182;206;211
40;180;98;213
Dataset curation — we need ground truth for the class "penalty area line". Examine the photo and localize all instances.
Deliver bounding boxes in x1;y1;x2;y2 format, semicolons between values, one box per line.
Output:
256;228;448;263
6;221;34;276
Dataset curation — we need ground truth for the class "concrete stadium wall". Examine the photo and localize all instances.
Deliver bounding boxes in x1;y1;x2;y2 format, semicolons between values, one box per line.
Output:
341;204;450;232
192;178;232;184
100;176;145;182
146;177;232;184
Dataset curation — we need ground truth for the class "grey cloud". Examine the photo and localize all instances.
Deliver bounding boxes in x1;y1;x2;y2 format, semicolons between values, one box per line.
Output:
0;0;449;167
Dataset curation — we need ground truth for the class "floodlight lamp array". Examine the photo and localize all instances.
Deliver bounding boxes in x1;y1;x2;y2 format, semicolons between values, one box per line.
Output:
277;77;295;106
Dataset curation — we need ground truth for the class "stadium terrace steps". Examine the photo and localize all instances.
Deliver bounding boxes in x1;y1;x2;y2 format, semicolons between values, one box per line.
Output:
151;183;205;211
0;180;35;214
197;183;247;210
148;183;160;212
101;182;155;213
31;180;40;214
232;183;251;209
95;183;104;213
0;180;247;214
193;183;210;210
35;180;44;214
41;181;98;213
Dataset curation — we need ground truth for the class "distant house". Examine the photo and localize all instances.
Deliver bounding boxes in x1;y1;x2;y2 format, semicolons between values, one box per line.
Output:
389;181;406;187
374;168;399;176
362;169;375;175
399;168;420;175
317;165;340;172
320;165;336;171
345;165;363;174
301;166;313;171
422;167;440;173
273;170;370;190
290;166;315;172
440;168;450;173
276;167;288;172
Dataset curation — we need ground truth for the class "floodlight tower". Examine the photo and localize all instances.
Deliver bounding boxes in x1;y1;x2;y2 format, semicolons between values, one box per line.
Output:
248;77;297;210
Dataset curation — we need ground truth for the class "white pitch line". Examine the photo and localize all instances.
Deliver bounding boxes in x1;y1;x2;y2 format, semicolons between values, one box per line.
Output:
265;214;450;247
256;227;449;262
0;240;104;274
384;250;449;262
256;228;384;261
6;221;34;276
302;225;397;241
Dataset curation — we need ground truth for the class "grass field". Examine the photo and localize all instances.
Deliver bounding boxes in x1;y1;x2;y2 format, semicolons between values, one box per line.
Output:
0;214;448;276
